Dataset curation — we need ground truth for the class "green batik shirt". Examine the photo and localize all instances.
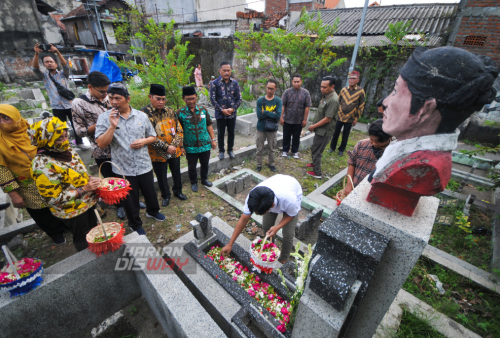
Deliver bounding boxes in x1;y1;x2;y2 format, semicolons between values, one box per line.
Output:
177;105;213;154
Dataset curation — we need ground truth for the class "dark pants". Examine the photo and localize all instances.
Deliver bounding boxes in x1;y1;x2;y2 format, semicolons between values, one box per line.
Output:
282;122;302;154
329;121;352;152
152;158;182;199
60;206;97;252
120;170;160;230
311;134;330;175
95;158;122;208
186;151;210;184
217;118;236;153
52;108;83;145
26;207;66;239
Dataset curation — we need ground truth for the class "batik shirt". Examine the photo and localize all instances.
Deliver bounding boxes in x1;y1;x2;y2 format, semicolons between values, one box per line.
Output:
142;104;183;162
209;76;242;119
348;139;381;187
32;65;72;109
281;87;312;125
0;166;45;209
95;107;156;176
31;148;96;219
72;92;112;159
177;105;213;154
338;86;366;124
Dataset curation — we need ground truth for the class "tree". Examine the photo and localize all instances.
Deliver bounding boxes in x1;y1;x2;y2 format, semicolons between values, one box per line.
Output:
234;8;346;95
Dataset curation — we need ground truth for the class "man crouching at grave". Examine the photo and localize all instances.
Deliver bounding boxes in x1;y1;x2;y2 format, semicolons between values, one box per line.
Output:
221;174;302;263
95;83;166;235
368;47;498;216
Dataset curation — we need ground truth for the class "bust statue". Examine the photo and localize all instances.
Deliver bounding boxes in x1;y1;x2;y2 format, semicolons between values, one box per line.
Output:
368;47;498;216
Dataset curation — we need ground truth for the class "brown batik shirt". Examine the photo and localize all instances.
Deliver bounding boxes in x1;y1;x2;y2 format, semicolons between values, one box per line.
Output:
281;87;312;125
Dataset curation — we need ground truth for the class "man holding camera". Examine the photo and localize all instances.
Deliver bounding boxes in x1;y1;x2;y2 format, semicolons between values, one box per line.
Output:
32;43;88;149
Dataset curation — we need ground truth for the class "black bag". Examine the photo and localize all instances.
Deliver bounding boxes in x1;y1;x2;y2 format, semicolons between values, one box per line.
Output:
48;73;75;101
264;118;278;132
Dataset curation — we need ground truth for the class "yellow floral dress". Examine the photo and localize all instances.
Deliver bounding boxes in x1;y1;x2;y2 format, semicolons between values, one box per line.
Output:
31;148;96;219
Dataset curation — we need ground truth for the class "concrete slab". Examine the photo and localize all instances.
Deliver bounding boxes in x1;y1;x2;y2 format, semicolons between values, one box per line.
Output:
307;167;348;212
372;296;403;338
0;218;37;244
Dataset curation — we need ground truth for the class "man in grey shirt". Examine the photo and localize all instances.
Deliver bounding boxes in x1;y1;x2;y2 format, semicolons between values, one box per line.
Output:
95;83;165;235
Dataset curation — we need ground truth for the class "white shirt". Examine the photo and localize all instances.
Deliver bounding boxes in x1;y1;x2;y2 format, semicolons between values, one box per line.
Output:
243;175;302;217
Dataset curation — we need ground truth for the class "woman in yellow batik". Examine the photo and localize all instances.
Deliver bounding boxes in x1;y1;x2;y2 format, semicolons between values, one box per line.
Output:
30;117;101;251
0;105;68;245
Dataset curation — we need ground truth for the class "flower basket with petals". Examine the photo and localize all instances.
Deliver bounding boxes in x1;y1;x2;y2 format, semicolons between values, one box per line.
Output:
249;236;282;274
0;246;44;297
95;161;132;205
86;210;125;256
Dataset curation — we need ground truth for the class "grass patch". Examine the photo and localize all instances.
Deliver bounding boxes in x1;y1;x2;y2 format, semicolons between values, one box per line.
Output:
403;257;500;337
396;309;446;338
324;182;343;199
445;178;460;192
430;198;494;271
238;107;254;116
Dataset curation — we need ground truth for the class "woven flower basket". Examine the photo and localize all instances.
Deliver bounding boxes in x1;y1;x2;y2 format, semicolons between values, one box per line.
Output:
95;161;132;205
86;210;125;257
249;235;282;274
0;245;44;297
335;175;354;206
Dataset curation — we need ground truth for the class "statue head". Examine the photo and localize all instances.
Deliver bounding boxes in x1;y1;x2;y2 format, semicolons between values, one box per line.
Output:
381;47;498;141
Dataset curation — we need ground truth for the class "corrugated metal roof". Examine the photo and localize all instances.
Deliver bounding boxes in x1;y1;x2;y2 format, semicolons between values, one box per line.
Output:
288;3;458;36
327;35;443;47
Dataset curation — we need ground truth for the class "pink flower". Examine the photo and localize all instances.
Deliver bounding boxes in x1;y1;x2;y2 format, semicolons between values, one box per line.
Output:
220;256;224;261
248;289;256;297
232;276;237;281
262;290;268;295
283;315;289;323
257;239;262;243
209;257;214;261
251;243;255;249
277;324;286;333
281;307;289;315
108;179;115;184
277;296;283;301
269;258;275;262
268;294;273;300
261;254;267;261
270;311;276;317
113;186;120;190
235;269;242;275
244;267;249;272
255;276;261;282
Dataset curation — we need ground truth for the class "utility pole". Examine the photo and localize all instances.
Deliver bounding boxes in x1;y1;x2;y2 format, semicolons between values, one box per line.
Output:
346;0;369;87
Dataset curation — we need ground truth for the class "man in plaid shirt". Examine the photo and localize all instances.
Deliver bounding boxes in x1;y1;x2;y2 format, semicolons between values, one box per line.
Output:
345;119;391;195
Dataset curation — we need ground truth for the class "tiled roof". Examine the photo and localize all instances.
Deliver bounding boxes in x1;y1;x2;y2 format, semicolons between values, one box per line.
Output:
288;3;458;36
236;10;264;19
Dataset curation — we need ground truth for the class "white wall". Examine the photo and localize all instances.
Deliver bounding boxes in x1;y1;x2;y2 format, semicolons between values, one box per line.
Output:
177;20;236;37
195;0;246;22
102;22;117;44
144;0;196;23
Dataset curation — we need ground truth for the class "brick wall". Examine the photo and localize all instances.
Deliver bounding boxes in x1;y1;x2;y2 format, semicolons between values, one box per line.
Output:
265;0;287;15
453;0;500;66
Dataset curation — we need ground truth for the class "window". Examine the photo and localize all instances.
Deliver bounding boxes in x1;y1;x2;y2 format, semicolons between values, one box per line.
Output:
463;35;487;46
208;32;221;36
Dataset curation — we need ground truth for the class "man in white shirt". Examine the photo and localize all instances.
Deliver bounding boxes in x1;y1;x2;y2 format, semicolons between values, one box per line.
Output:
221;174;302;262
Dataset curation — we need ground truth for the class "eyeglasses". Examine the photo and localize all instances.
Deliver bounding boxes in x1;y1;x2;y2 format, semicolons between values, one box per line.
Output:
96;89;107;95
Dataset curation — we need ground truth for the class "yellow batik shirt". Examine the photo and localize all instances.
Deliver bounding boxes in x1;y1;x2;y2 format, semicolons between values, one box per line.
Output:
31;148;96;219
0;165;46;209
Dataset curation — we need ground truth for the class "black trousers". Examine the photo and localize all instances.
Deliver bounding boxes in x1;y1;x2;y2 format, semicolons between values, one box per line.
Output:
120;170;159;230
52;108;83;145
60;205;97;252
26;207;66;239
152;157;182;199
217;118;236;152
95;158;122;207
329;121;352;152
186;151;210;184
282;122;302;153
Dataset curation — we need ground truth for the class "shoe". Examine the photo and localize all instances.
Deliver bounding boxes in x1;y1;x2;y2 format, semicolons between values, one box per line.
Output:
306;171;322;179
139;201;146;209
281;152;287;157
338;151;344;156
135;228;146;235
191;183;199;192
146;212;166;222
269;166;277;172
51;234;66;246
201;179;213;187
77;143;90;150
328;148;335;154
174;193;187;200
117;207;126;220
0;203;10;211
228;150;235;159
256;166;262;172
293;153;299;159
162;198;170;207
219;152;225;160
306;163;314;168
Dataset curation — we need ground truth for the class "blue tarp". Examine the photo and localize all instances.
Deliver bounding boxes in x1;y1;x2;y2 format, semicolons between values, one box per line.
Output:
89;51;123;82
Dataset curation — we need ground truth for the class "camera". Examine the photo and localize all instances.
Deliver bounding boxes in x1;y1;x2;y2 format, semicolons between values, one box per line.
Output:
39;44;52;51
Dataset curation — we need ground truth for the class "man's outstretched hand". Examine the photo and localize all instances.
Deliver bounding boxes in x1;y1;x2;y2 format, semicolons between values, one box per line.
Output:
221;244;232;257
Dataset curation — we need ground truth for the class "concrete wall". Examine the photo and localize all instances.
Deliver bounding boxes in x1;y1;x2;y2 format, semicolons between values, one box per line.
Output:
176;20;237;38
39;13;64;45
144;0;196;24
196;0;247;22
0;0;44;50
43;0;81;14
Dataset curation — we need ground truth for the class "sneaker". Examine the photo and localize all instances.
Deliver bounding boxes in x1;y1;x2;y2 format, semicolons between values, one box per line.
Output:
51;234;66;246
135;228;146;235
281;152;287;157
306;171;322;179
293;153;299;159
146;212;166;222
306;163;314;168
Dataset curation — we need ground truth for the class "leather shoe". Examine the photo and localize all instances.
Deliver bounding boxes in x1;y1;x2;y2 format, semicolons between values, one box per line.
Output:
191;184;199;192
174;193;187;200
0;203;10;211
228;150;235;159
116;207;126;220
201;179;213;187
338;151;344;156
269;166;277;172
162;198;170;207
139;201;146;209
328;148;335;153
219;152;224;160
256;166;262;172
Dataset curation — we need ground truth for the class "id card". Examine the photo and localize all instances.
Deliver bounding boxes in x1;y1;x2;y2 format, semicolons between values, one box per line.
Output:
201;114;206;119
171;127;176;135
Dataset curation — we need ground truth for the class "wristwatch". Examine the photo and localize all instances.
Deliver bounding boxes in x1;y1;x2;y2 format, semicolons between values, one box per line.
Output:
211;138;217;142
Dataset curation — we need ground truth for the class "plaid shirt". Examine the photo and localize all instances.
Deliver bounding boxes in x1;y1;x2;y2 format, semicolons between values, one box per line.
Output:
209;76;242;119
348;139;383;187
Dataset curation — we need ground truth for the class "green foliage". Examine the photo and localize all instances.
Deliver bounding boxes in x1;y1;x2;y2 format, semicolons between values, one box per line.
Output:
396;309;446;338
455;210;472;233
384;20;412;46
445;178;460;192
484;120;500;128
128;87;150;110
234;9;346;95
0;81;5;93
238;107;254;116
459;137;500;191
241;84;254;102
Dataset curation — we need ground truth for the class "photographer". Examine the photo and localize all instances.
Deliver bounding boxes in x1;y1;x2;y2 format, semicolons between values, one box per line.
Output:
32;43;88;150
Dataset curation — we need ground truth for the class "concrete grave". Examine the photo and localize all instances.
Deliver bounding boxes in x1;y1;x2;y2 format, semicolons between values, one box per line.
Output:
242;173;252;189
224;179;236;196
235;176;244;194
295;207;323;241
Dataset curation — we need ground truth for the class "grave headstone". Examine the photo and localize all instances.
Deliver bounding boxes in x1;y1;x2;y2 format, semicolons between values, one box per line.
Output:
32;88;45;103
242;173;252;189
435;214;452;225
19;89;35;100
463;194;476;217
438;199;458;208
8;96;18;103
224;179;235;196
295;208;323;240
192;212;214;245
235;177;244;194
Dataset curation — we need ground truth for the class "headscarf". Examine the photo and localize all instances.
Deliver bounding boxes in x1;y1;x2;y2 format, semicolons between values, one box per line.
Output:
0;105;38;178
29;117;72;162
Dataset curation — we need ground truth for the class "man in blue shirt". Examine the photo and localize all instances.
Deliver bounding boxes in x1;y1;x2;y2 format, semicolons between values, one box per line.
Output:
210;62;242;160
